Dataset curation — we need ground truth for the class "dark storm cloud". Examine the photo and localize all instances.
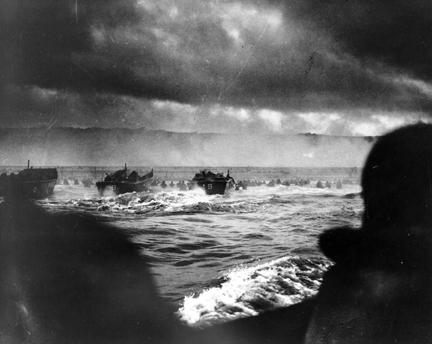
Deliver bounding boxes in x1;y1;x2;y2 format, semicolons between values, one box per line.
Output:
220;51;432;113
0;0;189;100
1;0;431;131
218;0;432;112
285;0;432;80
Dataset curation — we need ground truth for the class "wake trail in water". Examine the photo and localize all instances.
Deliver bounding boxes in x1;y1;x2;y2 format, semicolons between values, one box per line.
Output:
178;255;330;327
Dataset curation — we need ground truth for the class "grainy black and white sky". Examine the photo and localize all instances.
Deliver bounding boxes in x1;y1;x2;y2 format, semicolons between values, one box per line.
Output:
1;0;431;135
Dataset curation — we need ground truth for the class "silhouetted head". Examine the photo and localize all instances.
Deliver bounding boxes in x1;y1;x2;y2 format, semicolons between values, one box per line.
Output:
321;124;432;266
362;123;432;233
311;124;432;344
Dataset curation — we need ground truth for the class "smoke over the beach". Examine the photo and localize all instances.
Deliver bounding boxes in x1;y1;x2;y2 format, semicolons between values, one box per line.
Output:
0;128;373;167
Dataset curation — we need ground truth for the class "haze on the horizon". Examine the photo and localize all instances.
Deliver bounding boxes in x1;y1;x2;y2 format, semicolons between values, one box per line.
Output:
0;0;431;165
0;127;374;167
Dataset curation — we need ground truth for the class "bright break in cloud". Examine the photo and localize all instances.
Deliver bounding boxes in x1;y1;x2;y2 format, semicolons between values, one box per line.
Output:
1;0;431;135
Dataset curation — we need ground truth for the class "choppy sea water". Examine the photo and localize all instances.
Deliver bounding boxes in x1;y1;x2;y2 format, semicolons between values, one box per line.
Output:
38;180;362;327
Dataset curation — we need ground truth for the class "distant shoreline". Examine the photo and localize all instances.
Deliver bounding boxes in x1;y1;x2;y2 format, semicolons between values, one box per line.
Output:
0;165;362;169
0;166;362;182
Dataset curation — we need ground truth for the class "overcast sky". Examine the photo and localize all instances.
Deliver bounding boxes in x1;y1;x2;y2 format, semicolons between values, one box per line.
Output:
1;0;431;135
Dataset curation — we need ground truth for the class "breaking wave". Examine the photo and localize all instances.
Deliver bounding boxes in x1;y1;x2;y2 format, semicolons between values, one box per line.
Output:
178;255;330;327
41;184;360;217
44;189;263;215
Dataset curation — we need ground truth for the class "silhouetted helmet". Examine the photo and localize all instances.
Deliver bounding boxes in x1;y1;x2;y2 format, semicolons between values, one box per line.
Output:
362;123;432;231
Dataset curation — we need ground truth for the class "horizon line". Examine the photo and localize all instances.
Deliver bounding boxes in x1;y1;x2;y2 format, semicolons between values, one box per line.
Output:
0;126;377;139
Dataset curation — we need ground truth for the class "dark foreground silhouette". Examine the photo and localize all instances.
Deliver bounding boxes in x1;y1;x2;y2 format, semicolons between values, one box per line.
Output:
2;124;432;343
306;124;432;344
0;197;180;344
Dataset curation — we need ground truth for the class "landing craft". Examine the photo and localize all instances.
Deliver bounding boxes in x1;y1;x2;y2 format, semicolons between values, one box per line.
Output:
192;169;235;195
0;160;57;199
96;164;153;195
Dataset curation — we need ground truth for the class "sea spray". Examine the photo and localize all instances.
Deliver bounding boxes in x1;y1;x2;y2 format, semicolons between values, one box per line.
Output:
41;188;270;215
178;255;331;327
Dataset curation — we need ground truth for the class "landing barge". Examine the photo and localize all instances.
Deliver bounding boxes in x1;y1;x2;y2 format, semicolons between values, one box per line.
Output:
0;161;57;199
192;170;235;195
96;164;153;195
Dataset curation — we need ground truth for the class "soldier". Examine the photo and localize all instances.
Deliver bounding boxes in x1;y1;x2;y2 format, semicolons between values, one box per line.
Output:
306;124;432;344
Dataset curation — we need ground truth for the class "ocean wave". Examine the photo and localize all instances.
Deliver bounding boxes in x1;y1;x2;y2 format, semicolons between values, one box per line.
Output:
41;189;267;215
177;255;330;327
40;184;361;216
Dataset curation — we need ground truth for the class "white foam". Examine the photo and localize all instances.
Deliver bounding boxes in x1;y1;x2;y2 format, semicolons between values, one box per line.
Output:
178;255;330;327
39;184;361;216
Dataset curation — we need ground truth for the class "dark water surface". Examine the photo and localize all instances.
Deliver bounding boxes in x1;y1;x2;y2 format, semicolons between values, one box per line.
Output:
39;180;362;326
